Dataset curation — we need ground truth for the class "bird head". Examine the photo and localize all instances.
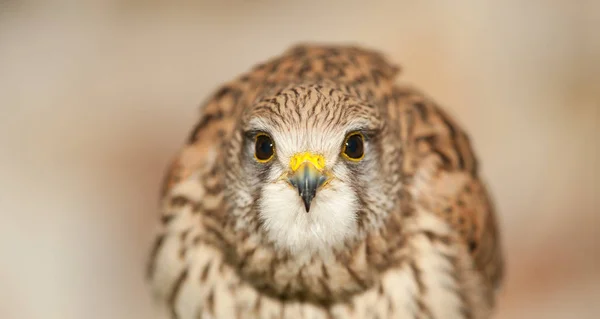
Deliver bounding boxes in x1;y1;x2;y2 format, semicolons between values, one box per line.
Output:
226;84;397;255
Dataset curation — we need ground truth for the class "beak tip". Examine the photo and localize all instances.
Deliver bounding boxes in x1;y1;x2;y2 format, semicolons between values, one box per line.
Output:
303;200;311;213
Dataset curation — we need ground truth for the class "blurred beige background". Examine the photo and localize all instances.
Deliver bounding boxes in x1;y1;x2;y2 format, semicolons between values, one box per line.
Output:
0;1;598;318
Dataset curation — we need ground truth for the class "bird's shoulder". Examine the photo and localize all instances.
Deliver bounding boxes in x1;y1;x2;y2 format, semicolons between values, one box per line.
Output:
382;86;504;294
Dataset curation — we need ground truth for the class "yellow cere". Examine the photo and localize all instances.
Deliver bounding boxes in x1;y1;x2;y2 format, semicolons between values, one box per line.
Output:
289;152;326;171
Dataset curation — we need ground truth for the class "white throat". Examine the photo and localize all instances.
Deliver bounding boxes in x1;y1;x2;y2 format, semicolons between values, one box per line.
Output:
258;179;359;255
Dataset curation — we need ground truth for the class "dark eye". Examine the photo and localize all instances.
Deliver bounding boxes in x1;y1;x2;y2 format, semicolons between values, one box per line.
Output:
342;132;365;161
254;133;275;162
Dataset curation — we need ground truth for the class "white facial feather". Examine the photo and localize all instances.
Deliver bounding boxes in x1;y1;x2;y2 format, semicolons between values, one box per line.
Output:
259;179;358;255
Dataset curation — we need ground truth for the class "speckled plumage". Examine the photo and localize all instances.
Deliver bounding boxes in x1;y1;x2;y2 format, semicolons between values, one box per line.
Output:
146;44;504;319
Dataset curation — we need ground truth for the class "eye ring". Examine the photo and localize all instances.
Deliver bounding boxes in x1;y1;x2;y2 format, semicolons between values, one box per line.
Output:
342;132;365;161
254;133;275;163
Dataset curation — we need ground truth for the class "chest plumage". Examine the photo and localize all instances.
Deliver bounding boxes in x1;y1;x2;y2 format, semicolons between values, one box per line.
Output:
146;44;504;319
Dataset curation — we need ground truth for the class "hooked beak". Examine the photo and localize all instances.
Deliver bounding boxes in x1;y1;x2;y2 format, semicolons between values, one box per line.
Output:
287;153;329;212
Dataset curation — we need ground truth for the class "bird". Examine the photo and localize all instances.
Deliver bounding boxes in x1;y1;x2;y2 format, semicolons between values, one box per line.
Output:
146;44;504;319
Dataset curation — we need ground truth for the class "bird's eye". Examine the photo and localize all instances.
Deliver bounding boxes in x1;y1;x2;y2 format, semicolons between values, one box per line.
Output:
342;132;365;161
254;133;275;162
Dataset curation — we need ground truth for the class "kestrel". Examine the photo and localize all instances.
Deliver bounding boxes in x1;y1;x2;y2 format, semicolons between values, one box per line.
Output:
146;44;504;319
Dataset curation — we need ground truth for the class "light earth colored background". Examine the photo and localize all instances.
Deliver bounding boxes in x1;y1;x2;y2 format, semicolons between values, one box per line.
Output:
0;1;598;318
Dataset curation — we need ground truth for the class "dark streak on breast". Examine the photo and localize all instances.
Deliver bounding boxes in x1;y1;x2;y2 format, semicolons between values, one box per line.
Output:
168;268;189;319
